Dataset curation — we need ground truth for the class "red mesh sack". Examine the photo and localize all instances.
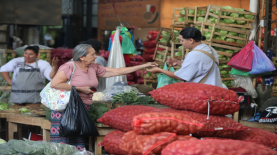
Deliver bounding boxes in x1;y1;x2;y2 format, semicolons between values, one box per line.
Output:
132;112;205;134
97;106;170;131
136;78;144;84
161;139;277;155
142;54;154;62
143;40;157;48
234;128;277;149
201;137;230;140
227;41;254;72
128;81;136;85
144;48;155;54
165;109;248;138
177;135;197;141
127;74;134;81
134;70;145;78
147;31;160;41
120;131;177;155
103;130;128;155
149;82;240;115
130;61;142;66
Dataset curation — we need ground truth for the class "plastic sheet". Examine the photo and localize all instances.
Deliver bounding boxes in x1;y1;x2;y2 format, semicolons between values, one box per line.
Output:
101;82;140;101
60;86;99;137
230;75;258;98
106;28;127;88
249;44;276;74
227;41;254;72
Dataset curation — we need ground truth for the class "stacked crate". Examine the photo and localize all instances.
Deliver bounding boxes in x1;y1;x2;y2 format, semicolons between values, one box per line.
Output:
38;49;52;63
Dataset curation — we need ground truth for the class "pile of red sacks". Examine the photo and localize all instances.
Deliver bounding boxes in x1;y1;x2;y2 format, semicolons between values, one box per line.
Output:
142;31;164;62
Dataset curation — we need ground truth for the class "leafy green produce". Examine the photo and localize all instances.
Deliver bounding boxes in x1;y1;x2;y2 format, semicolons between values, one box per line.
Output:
220;70;228;75
223;18;235;24
177;17;185;22
237;40;244;44
234;8;244;12
180;9;185;15
226;38;235;42
220;30;228;36
239;34;246;38
215;28;220;32
219;57;227;61
222;6;233;10
227;57;230;61
218;55;225;58
230;13;239;18
197;10;205;16
228;32;238;36
197;17;205;21
208;17;217;23
88;102;109;124
204;32;212;40
178;46;183;49
0;138;6;144
175;51;182;57
225;50;234;54
236;19;247;25
111;90;158;108
19;108;30;114
222;65;230;69
159;38;167;44
208;26;213;30
173;30;180;37
188;9;195;15
8;139;44;155
0;102;9;111
145;72;152;78
166;56;171;59
0;143;17;154
244;14;254;20
195;26;201;30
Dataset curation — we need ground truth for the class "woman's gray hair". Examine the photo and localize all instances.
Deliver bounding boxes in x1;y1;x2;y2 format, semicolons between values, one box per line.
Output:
72;44;92;61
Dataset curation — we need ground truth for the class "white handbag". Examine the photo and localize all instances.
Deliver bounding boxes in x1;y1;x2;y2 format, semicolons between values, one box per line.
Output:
40;62;76;112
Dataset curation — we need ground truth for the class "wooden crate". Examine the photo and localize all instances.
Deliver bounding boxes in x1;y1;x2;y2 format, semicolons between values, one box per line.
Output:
170;41;188;61
172;7;195;26
0;49;16;65
194;6;208;24
204;5;257;29
155;27;173;47
153;44;170;63
38;49;51;63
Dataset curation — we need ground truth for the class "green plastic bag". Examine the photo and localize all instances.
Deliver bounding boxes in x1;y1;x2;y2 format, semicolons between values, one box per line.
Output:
157;63;182;89
230;68;249;76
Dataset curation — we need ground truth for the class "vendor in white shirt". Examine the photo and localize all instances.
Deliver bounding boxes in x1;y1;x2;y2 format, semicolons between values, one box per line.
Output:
0;46;59;105
147;27;223;87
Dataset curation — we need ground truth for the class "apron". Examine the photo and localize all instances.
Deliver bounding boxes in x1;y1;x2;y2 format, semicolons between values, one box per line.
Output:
9;59;45;104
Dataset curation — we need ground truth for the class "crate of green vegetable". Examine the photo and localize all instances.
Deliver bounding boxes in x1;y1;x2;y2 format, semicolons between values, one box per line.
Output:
204;5;257;29
156;28;172;47
0;49;16;65
38;49;51;63
153;44;170;63
172;7;195;26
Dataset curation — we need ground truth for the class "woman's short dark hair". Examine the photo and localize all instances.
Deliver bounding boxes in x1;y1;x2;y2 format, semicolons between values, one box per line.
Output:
179;27;206;42
25;46;39;55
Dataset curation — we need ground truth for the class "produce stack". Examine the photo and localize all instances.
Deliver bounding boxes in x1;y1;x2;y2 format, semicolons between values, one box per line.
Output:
97;83;277;155
142;31;161;62
50;49;73;68
38;49;52;63
126;55;146;85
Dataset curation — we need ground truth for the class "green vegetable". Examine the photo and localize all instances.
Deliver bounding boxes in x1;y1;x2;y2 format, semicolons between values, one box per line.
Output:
219;57;227;61
175;51;182;57
224;18;235;24
173;30;180;37
208;26;213;30
166;55;171;59
19;108;30;114
208;17;217;23
222;65;230;69
237;40;244;44
204;32;212;40
228;32;238;36
195;26;201;30
111;90;158;109
222;6;233;10
239;34;246;38
236;19;247;25
220;70;228;75
177;17;185;22
197;17;205;21
88;103;109;124
188;9;195;15
0;102;9;111
244;14;254;20
218;55;225;58
159;38;167;44
178;46;183;49
226;38;235;42
230;13;239;18
0;138;6;144
180;9;186;15
225;50;234;54
234;8;244;12
220;30;228;36
145;72;152;78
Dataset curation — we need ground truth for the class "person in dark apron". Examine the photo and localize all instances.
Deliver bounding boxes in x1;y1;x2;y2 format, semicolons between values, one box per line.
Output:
0;46;59;106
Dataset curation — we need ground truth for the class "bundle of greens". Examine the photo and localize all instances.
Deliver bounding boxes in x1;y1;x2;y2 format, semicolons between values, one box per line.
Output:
0;102;13;111
88;103;110;125
111;90;158;109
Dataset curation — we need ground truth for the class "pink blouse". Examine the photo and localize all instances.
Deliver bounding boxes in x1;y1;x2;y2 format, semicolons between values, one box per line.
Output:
58;62;106;105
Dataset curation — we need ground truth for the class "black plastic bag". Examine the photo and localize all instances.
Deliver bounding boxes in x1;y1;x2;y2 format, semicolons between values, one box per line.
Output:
59;86;99;137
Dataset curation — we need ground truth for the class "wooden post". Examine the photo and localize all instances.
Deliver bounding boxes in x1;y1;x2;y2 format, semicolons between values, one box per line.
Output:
258;0;265;48
94;136;104;155
8;122;17;140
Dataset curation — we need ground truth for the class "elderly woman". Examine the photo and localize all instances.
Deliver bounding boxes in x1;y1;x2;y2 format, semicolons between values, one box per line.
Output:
50;44;157;150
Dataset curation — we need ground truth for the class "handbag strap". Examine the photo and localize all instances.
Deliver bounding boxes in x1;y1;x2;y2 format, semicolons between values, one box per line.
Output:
67;61;76;85
193;46;218;84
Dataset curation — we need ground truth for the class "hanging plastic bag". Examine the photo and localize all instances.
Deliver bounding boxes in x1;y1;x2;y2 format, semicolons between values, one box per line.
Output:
230;68;249;76
60;86;99;137
249;44;276;74
106;28;127;88
230;74;258;98
157;63;182;89
227;41;254;72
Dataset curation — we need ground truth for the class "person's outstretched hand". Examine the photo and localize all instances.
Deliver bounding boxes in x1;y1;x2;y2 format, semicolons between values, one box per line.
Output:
146;67;162;73
52;57;59;67
143;62;159;68
166;57;178;66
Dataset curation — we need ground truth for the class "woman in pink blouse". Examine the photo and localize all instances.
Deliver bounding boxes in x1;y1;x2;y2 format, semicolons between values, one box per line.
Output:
49;44;157;150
